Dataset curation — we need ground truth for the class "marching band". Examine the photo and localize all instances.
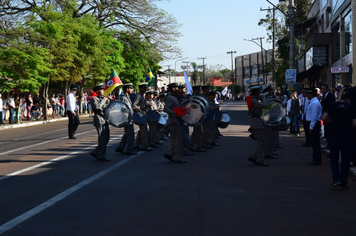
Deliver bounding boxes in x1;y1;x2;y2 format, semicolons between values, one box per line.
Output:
90;82;230;163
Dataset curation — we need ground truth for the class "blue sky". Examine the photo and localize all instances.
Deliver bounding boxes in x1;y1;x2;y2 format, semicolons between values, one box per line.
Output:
156;0;281;71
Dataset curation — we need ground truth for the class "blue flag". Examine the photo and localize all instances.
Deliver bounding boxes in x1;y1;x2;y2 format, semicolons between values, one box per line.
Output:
183;69;193;95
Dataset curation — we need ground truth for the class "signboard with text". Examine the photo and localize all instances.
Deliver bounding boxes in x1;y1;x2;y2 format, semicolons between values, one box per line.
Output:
330;67;349;74
285;69;297;84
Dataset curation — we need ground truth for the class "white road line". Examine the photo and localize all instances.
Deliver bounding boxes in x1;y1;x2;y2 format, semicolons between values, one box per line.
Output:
0;152;142;234
0;130;95;157
0;135;122;181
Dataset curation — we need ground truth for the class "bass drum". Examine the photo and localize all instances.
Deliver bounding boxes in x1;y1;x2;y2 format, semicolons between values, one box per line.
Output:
192;96;209;114
132;111;147;125
217;113;231;129
261;99;286;126
105;100;132;128
273;115;291;131
181;98;206;126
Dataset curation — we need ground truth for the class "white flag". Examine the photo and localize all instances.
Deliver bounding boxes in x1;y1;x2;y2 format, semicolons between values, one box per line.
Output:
221;86;228;96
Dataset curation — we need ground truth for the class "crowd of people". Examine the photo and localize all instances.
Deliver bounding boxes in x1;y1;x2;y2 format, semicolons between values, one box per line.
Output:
247;83;356;190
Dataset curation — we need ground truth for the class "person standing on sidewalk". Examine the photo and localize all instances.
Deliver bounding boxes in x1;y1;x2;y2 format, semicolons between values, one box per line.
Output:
306;88;322;165
301;89;311;147
322;90;356;190
247;86;268;166
7;91;15;124
320;84;335;150
0;92;4;125
90;83;111;161
66;85;80;139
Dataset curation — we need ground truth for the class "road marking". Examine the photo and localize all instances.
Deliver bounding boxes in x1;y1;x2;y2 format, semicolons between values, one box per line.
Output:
0;130;95;157
12;128;68;141
0;152;142;234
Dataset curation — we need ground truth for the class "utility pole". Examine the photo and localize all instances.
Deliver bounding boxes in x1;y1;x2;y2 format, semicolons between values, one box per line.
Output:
251;37;266;84
266;0;295;69
197;57;206;85
260;6;276;84
227;51;236;98
164;65;171;84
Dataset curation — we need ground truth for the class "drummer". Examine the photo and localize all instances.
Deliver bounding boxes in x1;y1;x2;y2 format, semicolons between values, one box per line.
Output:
264;85;279;159
247;85;269;166
146;90;160;148
208;90;220;146
179;83;193;156
189;85;205;152
157;92;168;141
116;83;137;155
133;83;151;151
163;82;187;163
90;83;111;161
202;85;214;149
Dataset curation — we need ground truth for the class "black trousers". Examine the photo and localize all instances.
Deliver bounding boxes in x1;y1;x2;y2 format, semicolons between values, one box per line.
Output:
303;119;311;144
306;121;322;163
67;110;80;138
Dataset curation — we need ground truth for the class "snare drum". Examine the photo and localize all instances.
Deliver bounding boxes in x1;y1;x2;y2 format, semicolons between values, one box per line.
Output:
147;110;160;122
217;113;231;129
132;111;147;125
156;112;168;131
181;98;206;126
105;100;132;128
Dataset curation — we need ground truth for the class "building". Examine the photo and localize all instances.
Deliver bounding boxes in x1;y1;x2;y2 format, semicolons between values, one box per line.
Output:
294;0;354;87
235;49;273;92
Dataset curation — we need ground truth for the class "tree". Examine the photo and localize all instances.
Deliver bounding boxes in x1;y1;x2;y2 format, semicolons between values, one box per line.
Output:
258;0;311;86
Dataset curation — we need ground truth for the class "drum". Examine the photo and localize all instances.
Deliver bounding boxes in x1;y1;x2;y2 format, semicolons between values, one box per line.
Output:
147;110;160;122
105;100;132;128
132;111;147;125
156;112;168;131
261;99;286;126
181;98;206;126
217;113;231;129
204;110;215;122
213;109;223;121
192;96;209;116
273;116;291;131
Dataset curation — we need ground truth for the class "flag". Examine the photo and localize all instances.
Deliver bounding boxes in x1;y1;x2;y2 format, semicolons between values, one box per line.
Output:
145;68;155;87
104;70;122;96
183;69;193;95
221;86;228;96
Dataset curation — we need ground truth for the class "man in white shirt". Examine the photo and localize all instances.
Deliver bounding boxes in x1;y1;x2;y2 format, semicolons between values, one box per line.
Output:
66;85;80;139
305;88;322;165
301;89;310;147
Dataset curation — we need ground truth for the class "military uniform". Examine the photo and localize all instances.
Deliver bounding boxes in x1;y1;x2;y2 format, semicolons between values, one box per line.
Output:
146;91;159;147
248;86;268;165
157;93;167;140
264;94;278;158
164;84;184;162
90;84;111;161
133;83;149;150
189;86;205;152
202;86;213;149
116;83;136;155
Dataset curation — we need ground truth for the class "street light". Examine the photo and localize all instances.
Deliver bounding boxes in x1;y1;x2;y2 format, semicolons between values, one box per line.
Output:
244;38;267;84
175;57;188;82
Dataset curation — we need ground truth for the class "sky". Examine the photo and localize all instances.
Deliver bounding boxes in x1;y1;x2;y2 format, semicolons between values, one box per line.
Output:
156;0;282;72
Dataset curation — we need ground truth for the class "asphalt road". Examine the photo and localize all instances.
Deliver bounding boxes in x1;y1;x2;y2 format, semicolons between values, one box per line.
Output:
0;102;355;236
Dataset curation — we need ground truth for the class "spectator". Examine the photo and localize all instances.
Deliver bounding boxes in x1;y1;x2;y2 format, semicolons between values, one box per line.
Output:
59;94;65;117
51;93;59;118
321;83;336;151
322;90;356;190
7;91;15;124
82;92;88;114
14;94;22;123
286;92;293;133
0;92;4;125
25;94;33;120
290;91;301;135
19;94;26;119
30;103;42;120
33;92;40;105
281;91;288;107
